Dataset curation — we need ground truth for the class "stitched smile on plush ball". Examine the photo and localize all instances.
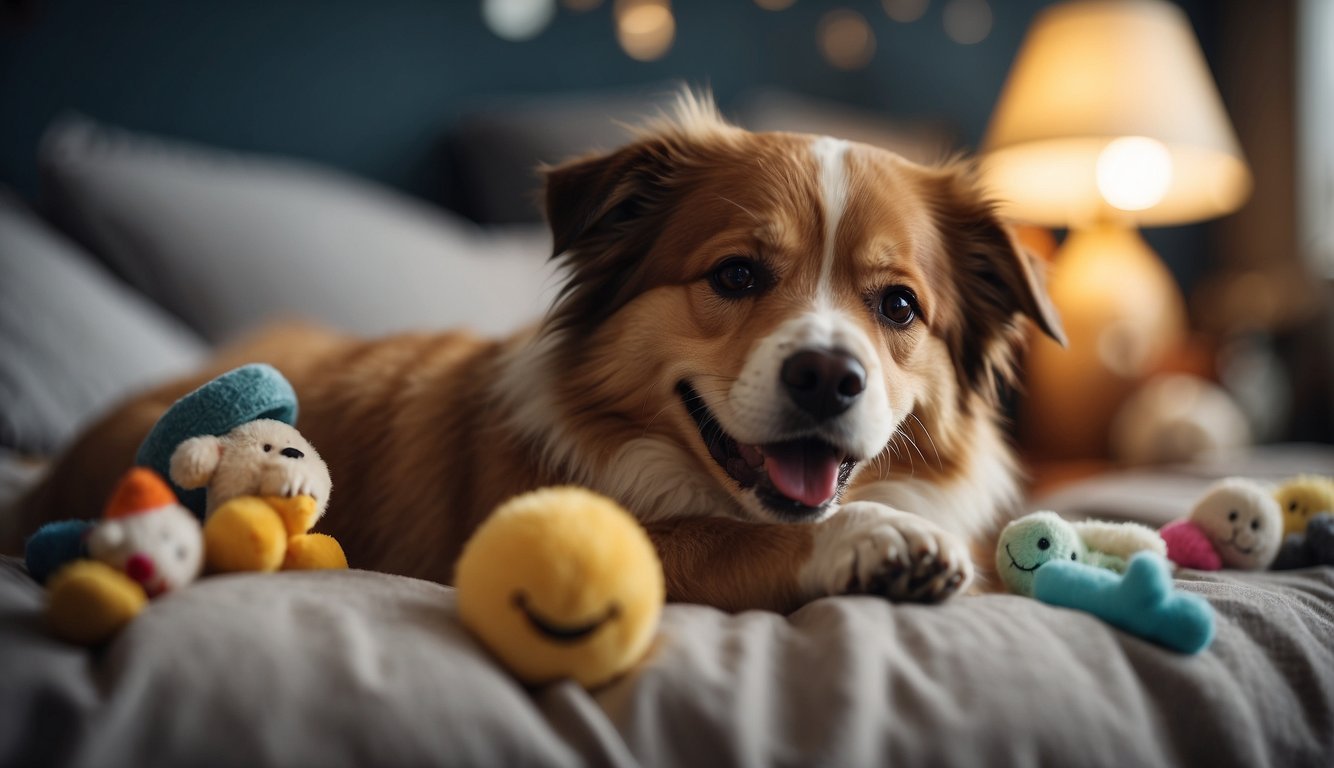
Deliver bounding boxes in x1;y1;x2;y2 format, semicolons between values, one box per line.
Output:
677;383;856;519
512;592;622;644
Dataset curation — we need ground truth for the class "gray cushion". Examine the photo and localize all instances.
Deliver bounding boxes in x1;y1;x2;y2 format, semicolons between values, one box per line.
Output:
41;116;556;344
0;190;207;455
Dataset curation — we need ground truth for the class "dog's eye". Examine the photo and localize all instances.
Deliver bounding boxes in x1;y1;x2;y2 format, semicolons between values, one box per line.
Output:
263;444;273;453
1228;510;1238;521
878;287;917;326
710;258;761;297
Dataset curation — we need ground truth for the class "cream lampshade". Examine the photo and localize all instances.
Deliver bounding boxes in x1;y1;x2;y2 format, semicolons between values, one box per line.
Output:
981;0;1252;460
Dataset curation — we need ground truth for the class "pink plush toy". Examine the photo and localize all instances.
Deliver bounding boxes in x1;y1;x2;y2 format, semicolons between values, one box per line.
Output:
1159;519;1222;570
1160;477;1283;571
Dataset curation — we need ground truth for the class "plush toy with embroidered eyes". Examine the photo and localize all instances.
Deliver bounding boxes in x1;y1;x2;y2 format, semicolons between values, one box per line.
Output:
44;468;203;645
170;419;344;573
998;511;1211;655
996;511;1164;597
1160;478;1282;571
1270;475;1334;570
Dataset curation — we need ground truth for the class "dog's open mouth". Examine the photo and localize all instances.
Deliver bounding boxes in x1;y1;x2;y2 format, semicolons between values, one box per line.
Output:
678;382;855;516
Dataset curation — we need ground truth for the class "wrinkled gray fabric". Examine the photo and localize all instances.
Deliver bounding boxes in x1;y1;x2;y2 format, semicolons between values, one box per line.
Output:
2;556;1331;768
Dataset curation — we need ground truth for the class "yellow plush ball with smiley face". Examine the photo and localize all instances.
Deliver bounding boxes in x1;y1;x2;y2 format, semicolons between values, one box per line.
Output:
455;486;665;688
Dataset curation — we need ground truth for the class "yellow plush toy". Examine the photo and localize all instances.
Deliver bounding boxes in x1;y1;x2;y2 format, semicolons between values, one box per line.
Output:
169;419;347;573
1275;475;1334;537
46;468;204;644
455;487;665;689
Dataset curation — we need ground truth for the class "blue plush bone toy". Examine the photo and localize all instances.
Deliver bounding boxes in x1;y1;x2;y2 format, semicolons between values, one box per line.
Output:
1034;552;1215;655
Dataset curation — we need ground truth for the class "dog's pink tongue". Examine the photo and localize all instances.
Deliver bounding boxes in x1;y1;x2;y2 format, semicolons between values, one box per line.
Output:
762;441;841;508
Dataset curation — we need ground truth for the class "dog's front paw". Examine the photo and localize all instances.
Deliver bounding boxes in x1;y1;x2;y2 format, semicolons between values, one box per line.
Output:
799;501;973;603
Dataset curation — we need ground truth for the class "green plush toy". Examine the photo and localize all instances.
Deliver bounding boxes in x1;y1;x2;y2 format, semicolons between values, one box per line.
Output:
996;511;1166;596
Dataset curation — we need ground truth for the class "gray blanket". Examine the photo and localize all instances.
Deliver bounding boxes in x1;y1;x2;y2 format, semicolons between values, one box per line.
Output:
2;555;1331;768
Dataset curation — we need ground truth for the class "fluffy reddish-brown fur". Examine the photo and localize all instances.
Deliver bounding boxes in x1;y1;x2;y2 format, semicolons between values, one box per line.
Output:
11;94;1061;612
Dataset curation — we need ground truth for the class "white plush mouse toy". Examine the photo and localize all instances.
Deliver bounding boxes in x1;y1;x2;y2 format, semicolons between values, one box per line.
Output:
168;419;344;573
169;419;332;520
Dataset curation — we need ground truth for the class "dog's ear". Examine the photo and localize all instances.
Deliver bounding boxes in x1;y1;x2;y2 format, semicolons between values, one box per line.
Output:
542;135;696;332
927;162;1066;399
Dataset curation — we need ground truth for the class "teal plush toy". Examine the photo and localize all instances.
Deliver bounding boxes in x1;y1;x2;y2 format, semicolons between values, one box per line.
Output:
1034;553;1216;655
25;364;297;583
996;511;1166;597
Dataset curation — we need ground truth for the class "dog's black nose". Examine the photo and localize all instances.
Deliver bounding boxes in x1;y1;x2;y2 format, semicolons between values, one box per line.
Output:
280;447;305;460
780;347;866;421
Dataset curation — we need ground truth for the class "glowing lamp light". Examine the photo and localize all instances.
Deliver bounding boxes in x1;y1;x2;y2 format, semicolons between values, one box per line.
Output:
980;0;1253;461
1096;136;1174;212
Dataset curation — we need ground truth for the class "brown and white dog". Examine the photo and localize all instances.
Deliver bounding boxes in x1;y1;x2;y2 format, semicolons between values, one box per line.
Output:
15;94;1063;612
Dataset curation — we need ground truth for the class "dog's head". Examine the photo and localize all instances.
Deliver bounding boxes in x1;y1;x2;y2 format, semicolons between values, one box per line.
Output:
539;93;1063;524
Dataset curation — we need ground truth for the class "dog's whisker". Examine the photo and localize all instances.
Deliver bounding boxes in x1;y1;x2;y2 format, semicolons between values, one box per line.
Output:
893;427;917;478
900;427;930;472
907;412;943;472
641;401;681;435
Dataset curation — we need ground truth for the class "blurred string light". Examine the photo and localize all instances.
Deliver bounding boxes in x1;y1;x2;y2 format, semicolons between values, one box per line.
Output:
754;0;797;10
818;9;876;70
482;0;556;41
615;0;675;61
943;0;991;45
562;0;603;10
882;0;928;23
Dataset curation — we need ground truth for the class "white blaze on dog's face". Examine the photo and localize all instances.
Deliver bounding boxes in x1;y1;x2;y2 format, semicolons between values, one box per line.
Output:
540;95;1063;524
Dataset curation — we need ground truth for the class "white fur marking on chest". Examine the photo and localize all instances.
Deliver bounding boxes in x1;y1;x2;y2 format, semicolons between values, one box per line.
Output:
811;137;850;304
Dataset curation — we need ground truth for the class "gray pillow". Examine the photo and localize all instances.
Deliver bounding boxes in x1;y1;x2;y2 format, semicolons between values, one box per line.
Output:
0;190;207;456
41;116;557;344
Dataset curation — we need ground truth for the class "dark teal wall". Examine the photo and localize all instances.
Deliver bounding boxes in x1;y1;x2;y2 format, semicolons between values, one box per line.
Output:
0;0;1220;281
0;0;1137;198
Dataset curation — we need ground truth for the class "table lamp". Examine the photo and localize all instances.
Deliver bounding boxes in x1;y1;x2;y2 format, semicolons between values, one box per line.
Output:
981;0;1252;460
